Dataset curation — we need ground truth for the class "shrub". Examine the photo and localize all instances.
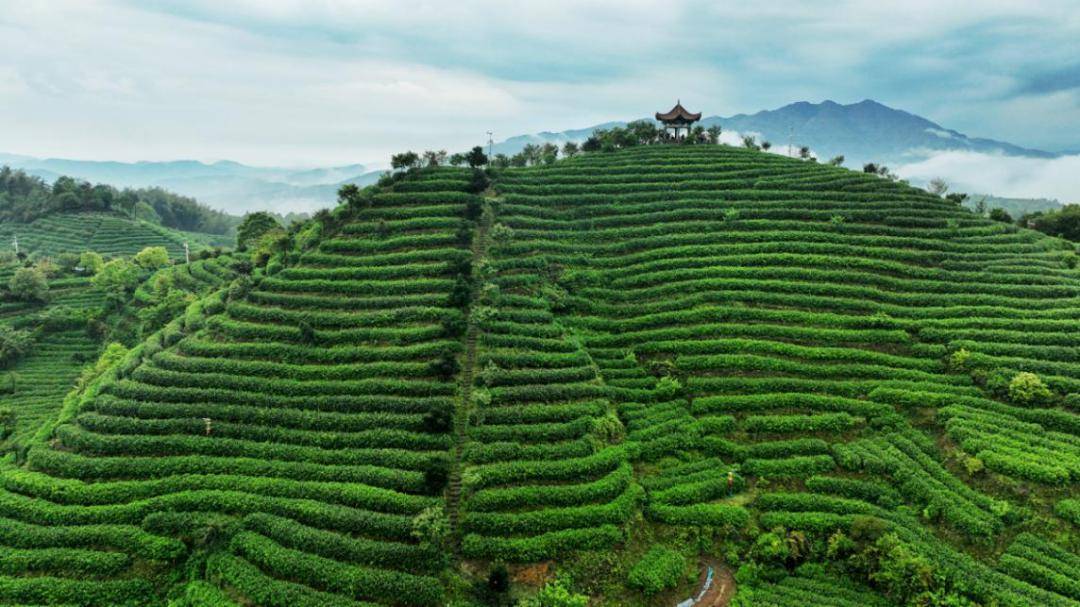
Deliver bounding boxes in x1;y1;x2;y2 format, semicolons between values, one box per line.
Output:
8;267;48;302
627;546;687;595
0;325;34;366
0;405;14;439
134;245;170;270
517;580;589;607
1008;372;1053;406
78;251;104;275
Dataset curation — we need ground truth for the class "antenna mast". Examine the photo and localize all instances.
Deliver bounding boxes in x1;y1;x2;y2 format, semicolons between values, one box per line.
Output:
486;131;494;164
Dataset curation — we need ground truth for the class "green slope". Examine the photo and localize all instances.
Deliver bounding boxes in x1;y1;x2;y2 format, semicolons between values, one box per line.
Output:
0;212;230;259
0;145;1076;606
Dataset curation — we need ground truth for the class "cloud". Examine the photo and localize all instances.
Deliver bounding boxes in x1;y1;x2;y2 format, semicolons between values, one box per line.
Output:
1015;63;1080;96
896;151;1080;203
0;1;1078;165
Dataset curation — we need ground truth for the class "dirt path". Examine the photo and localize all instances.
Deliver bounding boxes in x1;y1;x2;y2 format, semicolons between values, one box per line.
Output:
689;560;736;607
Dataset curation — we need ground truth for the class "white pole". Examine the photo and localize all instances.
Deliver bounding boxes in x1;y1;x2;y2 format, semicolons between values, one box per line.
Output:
486;131;493;163
12;235;17;255
183;241;190;264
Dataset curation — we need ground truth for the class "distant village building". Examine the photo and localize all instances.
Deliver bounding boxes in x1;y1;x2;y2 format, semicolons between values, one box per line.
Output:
656;101;701;141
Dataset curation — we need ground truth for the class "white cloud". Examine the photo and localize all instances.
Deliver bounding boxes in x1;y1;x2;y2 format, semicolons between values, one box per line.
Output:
0;0;1077;166
896;151;1080;203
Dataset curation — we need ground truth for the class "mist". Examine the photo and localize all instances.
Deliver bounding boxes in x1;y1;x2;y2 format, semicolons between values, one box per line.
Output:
896;151;1080;204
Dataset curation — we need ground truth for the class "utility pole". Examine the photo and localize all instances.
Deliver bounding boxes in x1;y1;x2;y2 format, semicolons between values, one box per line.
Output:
788;126;794;158
486;131;494;164
183;241;190;264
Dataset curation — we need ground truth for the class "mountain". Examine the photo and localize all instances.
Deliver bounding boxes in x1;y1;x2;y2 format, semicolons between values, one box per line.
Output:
710;99;1056;165
0;155;380;215
489;99;1058;168
2;145;1077;606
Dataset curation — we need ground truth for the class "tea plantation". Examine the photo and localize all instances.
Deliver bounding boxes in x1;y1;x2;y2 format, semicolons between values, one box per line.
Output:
0;213;229;259
0;145;1077;606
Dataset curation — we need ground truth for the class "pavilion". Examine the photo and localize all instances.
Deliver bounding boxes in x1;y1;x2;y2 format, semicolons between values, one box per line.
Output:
656;101;702;141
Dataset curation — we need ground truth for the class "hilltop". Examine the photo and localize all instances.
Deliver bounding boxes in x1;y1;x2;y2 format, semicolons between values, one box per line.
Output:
0;144;1077;606
492;100;1058;168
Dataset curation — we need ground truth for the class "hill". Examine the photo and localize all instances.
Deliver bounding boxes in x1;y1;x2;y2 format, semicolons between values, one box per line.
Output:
0;154;380;216
0;213;229;260
492;100;1058;169
0;145;1077;606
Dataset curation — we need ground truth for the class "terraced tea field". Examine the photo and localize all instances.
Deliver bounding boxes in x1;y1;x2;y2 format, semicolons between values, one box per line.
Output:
0;213;227;259
0;145;1076;606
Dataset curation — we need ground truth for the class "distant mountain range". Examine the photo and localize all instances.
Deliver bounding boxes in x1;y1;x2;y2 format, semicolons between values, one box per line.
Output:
1;99;1071;215
492;99;1058;168
0;153;382;215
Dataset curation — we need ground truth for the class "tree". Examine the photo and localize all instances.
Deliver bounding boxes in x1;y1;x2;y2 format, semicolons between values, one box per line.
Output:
92;258;141;305
863;163;880;174
0;325;34;366
490;154;511;169
236;212;282;251
8;267;47;302
448;153;467;167
561;142;579;158
521;144;541;166
945;192;968;206
706;125;722;144
465;146;488;168
742;135;759;150
390;151;420;172
627;120;660;145
974;197;988;215
422;150;447;167
988;208;1013;223
134;246;170;270
828;155;845;166
581;136;601;152
761;141;772;151
928;178;949;196
78;251;104;275
540;143;559;165
798;146;812;160
1029;204;1080;241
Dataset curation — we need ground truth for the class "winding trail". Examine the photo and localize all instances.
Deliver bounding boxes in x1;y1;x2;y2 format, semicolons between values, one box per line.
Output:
689;561;735;607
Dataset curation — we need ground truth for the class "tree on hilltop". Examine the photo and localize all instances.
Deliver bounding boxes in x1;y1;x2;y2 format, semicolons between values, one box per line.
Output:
540;143;559;165
742;135;760;150
236;212;282;251
465;146;488;168
422;150;448;167
928;178;949;196
391;151;420;172
706;125;722;144
561;142;579;158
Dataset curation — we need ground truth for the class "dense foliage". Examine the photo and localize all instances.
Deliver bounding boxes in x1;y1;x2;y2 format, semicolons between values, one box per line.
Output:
0;166;238;234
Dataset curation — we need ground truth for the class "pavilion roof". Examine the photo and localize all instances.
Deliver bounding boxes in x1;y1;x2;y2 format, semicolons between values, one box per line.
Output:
656;101;702;122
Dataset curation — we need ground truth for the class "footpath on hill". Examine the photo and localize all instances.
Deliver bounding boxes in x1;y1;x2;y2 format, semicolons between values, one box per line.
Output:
685;561;735;607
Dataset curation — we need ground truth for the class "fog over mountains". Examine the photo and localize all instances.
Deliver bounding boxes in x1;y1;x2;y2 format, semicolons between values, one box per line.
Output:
2;100;1074;216
494;99;1058;166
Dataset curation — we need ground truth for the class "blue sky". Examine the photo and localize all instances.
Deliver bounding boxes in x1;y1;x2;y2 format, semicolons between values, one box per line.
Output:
1;0;1078;166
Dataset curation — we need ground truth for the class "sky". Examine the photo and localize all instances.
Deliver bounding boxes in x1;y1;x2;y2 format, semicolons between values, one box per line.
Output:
1;0;1079;170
